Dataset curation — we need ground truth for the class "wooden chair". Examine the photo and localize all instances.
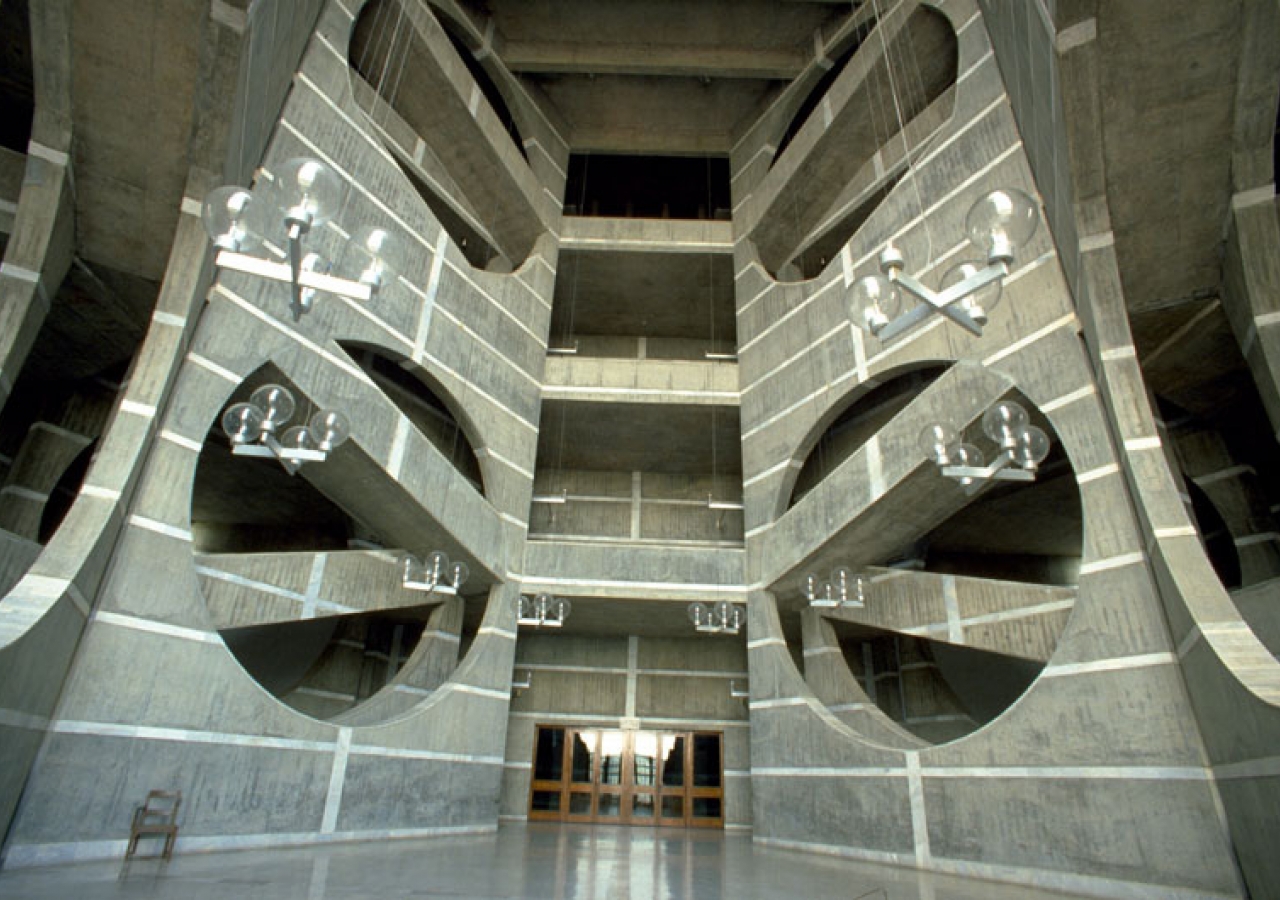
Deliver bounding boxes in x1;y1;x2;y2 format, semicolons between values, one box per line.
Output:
126;790;181;860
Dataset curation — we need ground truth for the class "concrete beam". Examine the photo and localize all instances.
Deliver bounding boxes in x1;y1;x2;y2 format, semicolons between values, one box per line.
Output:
501;41;805;80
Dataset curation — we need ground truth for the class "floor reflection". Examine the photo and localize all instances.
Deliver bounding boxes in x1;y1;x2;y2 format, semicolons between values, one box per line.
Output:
0;823;1095;899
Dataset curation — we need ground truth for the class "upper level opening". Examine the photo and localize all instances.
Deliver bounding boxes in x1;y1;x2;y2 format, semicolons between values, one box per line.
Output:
564;154;731;220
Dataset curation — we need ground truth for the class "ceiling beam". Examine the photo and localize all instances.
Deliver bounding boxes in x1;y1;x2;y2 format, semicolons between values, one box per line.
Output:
501;41;806;80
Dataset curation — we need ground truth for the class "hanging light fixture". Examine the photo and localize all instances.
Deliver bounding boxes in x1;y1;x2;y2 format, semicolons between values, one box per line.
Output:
221;383;351;474
517;592;571;628
852;188;1040;341
920;399;1051;496
803;566;868;609
201;157;407;322
687;600;743;635
402;551;470;595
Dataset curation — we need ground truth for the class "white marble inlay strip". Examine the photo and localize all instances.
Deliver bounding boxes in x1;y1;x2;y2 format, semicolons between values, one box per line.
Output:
743;457;801;489
159;429;204;453
478;626;517;640
1154;526;1198;540
214;285;373;385
754;766;905;778
320;728;352;834
1124;436;1162;452
1041;652;1176;678
1100;345;1136;361
152;310;187;328
50;719;333;752
1076;463;1119;485
1040;384;1096;414
119;399;157;419
388;415;411;480
81;485;122;502
749;697;809;710
1193;464;1255;487
923;765;1206;780
128;515;192;543
747;637;787;650
1056;17;1097;53
981;309;1076;368
92;610;220;645
942;575;962;643
1078;551;1144;575
803;646;844;658
517;575;743;594
187;352;243;384
195;566;307;602
451;684;510;701
906;751;931;866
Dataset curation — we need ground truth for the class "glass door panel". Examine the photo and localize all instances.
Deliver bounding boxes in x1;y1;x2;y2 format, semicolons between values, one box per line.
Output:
528;726;723;828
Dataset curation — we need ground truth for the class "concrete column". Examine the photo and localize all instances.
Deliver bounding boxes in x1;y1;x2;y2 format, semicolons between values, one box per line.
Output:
0;422;92;540
1221;196;1280;441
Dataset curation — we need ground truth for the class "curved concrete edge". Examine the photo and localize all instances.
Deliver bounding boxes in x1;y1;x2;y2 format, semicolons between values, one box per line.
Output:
0;174;216;847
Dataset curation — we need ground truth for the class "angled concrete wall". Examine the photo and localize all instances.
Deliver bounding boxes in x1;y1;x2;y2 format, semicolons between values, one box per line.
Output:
734;1;1242;896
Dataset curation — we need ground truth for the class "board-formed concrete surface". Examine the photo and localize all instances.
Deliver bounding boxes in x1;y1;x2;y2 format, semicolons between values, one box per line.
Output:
1;1;1278;898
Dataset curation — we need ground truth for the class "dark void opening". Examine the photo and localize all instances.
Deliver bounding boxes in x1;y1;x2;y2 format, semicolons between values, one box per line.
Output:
772;16;877;167
438;19;526;161
564;154;731;220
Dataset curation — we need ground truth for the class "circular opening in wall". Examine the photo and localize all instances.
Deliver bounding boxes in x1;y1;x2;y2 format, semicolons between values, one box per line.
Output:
779;382;1081;746
191;364;483;722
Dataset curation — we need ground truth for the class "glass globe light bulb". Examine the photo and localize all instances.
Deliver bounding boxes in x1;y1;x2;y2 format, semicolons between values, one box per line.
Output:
850;573;868;607
688;601;709;626
949;442;985;487
1014;424;1051;470
425;551;450;584
340;225;406;292
918;423;958;465
402;554;422;582
815;580;833;604
202;186;265;252
273;157;345;230
517;595;534;619
940;260;1002;326
966;188;1038;264
554;597;572;621
830;566;856;601
308;409;351;452
221;401;264;444
449;561;470;589
279;424;313;450
982;400;1030;449
249;384;296;433
804;572;820;601
849;274;900;335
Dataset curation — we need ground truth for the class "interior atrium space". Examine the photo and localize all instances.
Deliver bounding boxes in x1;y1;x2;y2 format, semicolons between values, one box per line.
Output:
0;1;1279;898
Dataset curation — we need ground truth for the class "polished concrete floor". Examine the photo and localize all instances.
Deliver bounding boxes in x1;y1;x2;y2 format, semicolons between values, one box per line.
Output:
0;824;1094;899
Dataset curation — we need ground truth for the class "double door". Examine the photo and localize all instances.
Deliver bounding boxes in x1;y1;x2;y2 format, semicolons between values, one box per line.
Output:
529;726;723;827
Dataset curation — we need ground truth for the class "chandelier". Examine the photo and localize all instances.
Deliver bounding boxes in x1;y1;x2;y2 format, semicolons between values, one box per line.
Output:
402;551;470;595
201;157;406;321
803;566;867;609
687;600;743;635
517;592;571;628
920;399;1051;495
221;383;350;474
851;189;1039;341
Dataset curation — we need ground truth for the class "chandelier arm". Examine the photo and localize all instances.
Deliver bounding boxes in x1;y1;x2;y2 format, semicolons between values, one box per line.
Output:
214;250;373;302
874;301;934;342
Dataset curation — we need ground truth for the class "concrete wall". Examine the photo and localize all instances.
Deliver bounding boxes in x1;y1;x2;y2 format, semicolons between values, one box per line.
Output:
733;1;1242;896
1;0;549;864
501;633;751;830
